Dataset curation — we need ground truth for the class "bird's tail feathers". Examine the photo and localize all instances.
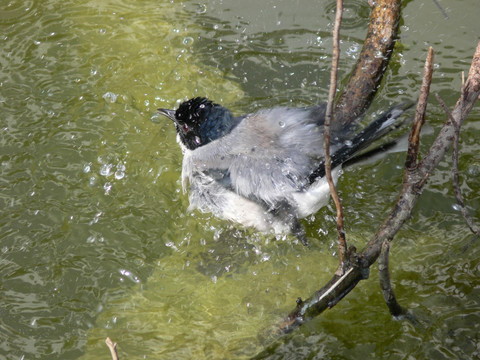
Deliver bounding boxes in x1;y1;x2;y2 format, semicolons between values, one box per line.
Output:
308;101;414;184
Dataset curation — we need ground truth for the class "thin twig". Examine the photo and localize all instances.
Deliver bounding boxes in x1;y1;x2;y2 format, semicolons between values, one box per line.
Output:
432;0;449;20
435;93;480;235
324;0;347;275
105;337;119;360
378;239;406;317
405;47;434;171
435;92;454;120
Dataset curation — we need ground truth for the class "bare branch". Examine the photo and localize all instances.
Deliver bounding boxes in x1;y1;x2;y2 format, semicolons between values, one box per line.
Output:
363;40;480;266
435;93;480;235
378;239;406;317
405;47;434;171
105;337;119;360
334;0;402;126
324;0;348;275
376;46;433;316
270;40;480;338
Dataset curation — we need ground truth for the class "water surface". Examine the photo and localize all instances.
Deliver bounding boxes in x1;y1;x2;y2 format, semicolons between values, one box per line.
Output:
1;0;479;359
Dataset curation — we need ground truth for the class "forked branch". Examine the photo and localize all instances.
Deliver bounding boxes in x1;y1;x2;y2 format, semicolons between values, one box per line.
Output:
270;40;480;337
378;46;434;317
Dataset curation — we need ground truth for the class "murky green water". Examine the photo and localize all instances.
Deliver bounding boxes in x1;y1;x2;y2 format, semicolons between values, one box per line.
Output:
1;0;479;359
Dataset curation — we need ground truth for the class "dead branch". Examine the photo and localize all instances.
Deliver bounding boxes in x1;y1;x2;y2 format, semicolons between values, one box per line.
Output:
105;337;119;360
361;43;480;267
334;0;402;126
406;47;434;170
269;40;480;337
435;92;480;234
378;238;406;317
377;46;434;318
324;0;348;275
362;40;480;266
263;0;404;336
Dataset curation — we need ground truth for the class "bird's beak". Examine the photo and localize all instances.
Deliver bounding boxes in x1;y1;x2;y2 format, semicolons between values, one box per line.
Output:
157;108;177;122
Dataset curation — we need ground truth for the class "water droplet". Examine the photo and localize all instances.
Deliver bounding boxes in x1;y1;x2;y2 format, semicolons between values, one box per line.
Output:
165;241;179;252
89;212;103;225
103;182;112;194
100;164;113;177
196;3;207;14
89;176;96;186
114;170;125;180
99;28;107;35
344;140;353;147
102;92;117;103
83;163;91;173
114;163;126;180
279;121;285;128
346;44;359;58
119;269;140;283
183;37;194;46
468;163;480;176
150;113;162;123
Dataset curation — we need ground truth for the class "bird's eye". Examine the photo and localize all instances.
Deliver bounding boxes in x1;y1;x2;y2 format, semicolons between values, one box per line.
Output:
182;124;189;132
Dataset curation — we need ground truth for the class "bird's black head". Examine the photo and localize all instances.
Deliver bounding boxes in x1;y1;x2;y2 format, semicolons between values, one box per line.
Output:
158;97;237;150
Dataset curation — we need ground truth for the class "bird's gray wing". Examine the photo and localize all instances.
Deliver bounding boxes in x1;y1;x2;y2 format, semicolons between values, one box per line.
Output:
182;106;326;208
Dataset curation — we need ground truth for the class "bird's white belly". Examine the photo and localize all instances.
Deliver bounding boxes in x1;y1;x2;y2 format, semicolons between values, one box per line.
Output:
291;167;341;218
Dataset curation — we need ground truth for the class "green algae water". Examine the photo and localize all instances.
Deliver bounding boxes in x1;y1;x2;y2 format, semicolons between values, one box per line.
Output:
1;0;479;359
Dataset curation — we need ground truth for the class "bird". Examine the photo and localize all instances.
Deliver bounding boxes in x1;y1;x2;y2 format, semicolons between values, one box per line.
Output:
158;97;411;245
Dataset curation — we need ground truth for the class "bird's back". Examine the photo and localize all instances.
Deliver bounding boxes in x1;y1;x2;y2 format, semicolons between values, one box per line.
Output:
182;104;333;208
